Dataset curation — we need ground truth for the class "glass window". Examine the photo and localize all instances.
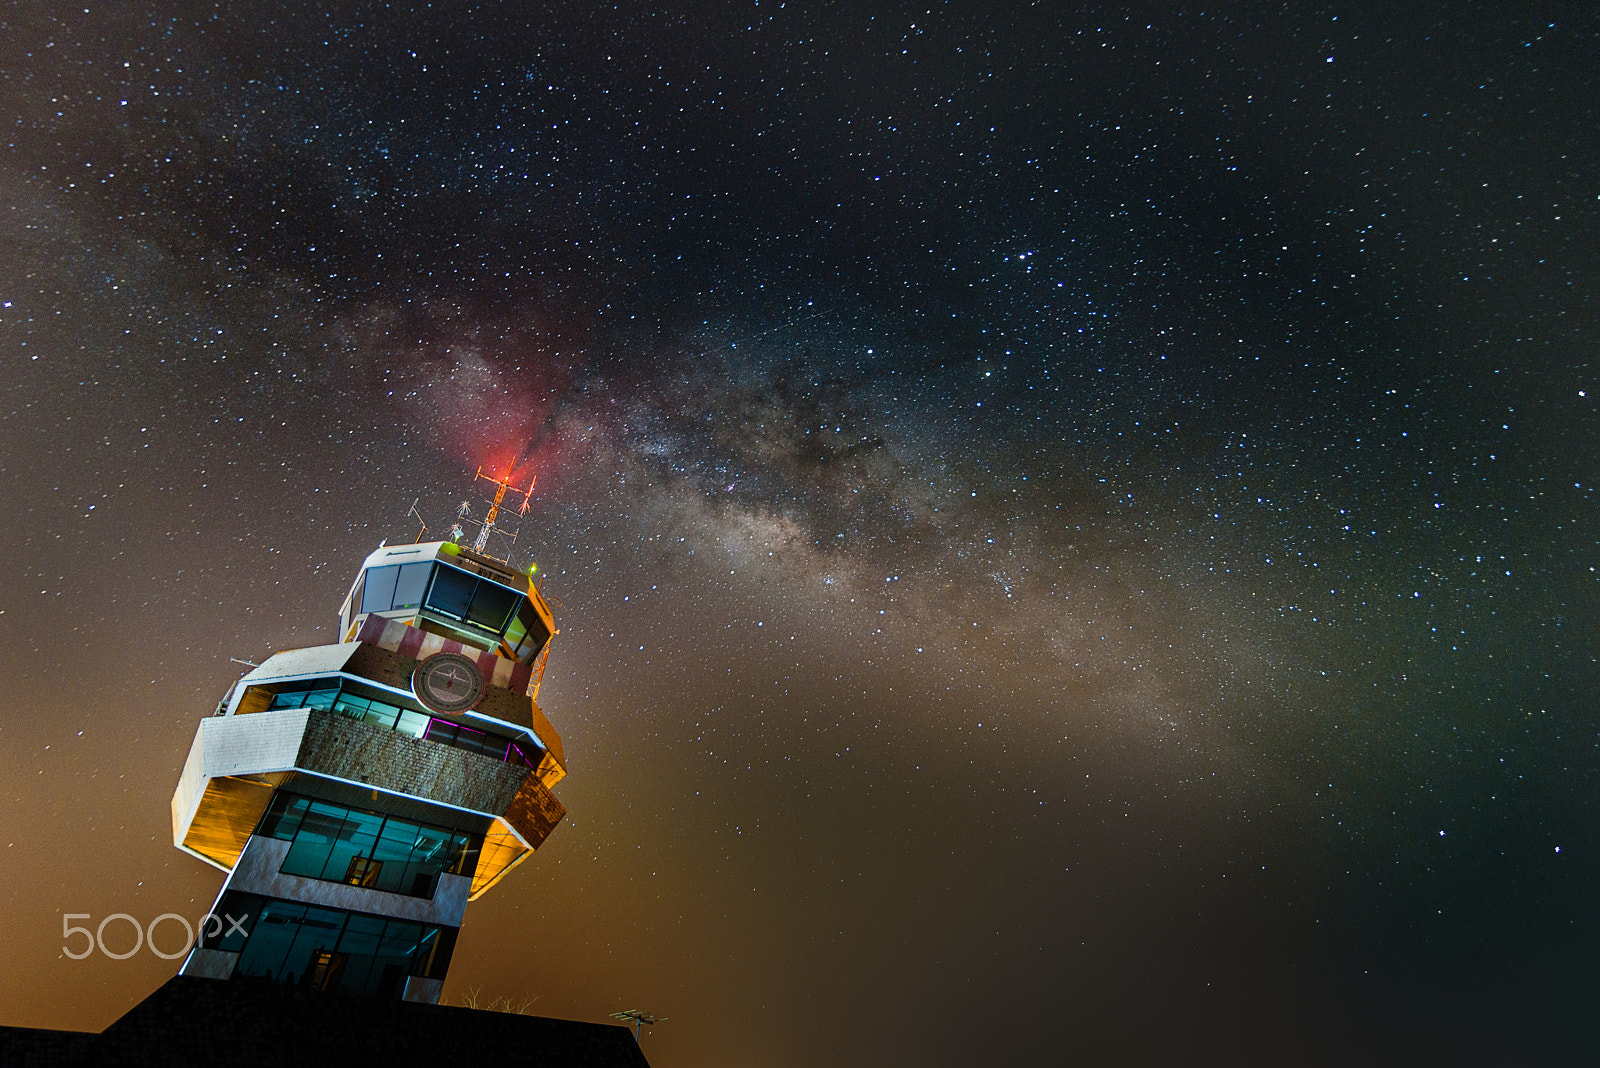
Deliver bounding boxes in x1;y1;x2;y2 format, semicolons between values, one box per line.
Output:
267;793;483;900
332;693;401;731
264;683;530;771
330;915;386;994
232;899;348;988
280;801;346;879
370;821;422;896
466;580;518;634
231;900;304;982
280;905;347;989
411;925;457;980
425;565;477;620
199;891;266;953
360;565;400;614
452;723;485;756
347;574;365;621
505;599;551;664
392;562;431;610
372;920;425;996
225;895;458;997
396;709;429;738
267;684;339;713
324;809;384;885
258;793;310;840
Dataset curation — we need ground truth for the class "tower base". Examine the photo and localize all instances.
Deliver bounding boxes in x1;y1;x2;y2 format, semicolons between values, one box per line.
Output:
0;976;652;1067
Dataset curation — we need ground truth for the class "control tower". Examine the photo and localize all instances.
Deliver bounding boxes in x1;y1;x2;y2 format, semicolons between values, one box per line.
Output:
170;476;565;1003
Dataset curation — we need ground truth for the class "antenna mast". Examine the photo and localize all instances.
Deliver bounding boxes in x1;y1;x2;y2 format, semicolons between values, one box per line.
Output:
454;467;537;558
406;497;429;544
609;1010;666;1043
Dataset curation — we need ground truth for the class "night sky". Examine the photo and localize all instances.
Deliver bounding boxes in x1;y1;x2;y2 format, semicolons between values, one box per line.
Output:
2;2;1597;1064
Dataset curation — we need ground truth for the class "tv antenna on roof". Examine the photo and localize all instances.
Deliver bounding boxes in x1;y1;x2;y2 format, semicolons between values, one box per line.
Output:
406;498;429;543
609;1010;666;1043
448;467;537;560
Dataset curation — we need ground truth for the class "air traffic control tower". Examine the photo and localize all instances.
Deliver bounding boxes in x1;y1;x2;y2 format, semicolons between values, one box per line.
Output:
171;476;565;1003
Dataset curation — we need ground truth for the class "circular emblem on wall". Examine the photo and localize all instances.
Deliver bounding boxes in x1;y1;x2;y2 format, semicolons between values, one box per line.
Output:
412;651;486;714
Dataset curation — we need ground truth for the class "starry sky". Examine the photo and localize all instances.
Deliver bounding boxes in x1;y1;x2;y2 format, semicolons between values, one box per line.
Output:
2;2;1597;1064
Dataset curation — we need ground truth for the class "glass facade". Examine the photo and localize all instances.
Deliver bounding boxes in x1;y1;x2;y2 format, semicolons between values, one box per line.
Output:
424;564;477;619
351;558;552;666
503;597;552;663
203;890;456;997
258;792;480;899
264;683;540;770
360;562;433;614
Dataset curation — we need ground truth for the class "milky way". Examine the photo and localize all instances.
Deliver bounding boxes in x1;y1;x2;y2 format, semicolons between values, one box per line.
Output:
2;3;1596;1065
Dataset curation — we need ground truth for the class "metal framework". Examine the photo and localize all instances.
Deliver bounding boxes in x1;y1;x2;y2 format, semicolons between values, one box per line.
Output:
609;1009;666;1042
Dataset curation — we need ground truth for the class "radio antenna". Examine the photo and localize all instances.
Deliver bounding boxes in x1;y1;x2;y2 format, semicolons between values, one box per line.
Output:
609;1010;666;1043
455;467;538;559
405;498;429;544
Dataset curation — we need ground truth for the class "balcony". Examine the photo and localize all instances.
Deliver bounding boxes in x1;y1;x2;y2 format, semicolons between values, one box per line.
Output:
171;707;565;899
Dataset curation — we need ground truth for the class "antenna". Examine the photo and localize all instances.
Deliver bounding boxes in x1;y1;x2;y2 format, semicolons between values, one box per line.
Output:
460;466;537;558
609;1010;666;1043
406;498;429;543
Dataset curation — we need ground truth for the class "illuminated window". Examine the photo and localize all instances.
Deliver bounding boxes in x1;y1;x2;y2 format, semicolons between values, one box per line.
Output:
215;891;458;997
259;793;480;899
503;599;552;665
344;856;383;888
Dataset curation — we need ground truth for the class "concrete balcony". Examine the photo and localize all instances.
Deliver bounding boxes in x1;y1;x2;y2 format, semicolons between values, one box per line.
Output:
172;707;565;899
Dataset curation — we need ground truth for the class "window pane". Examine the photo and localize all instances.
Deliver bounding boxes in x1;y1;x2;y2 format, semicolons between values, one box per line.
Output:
370;822;420;895
396;710;429;738
445;832;476;876
374;921;426;997
267;683;337;712
510;600;551;663
372;820;418;864
413;926;458;979
392;562;431;610
331;695;369;723
347;574;365;620
258;794;309;841
304;689;337;711
331;915;386;995
264;796;482;899
323;809;384;884
466;580;517;634
504;604;525;647
280;802;344;878
278;906;347;989
361;565;400;613
425;565;476;620
362;700;398;730
232;900;305;982
206;891;266;953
